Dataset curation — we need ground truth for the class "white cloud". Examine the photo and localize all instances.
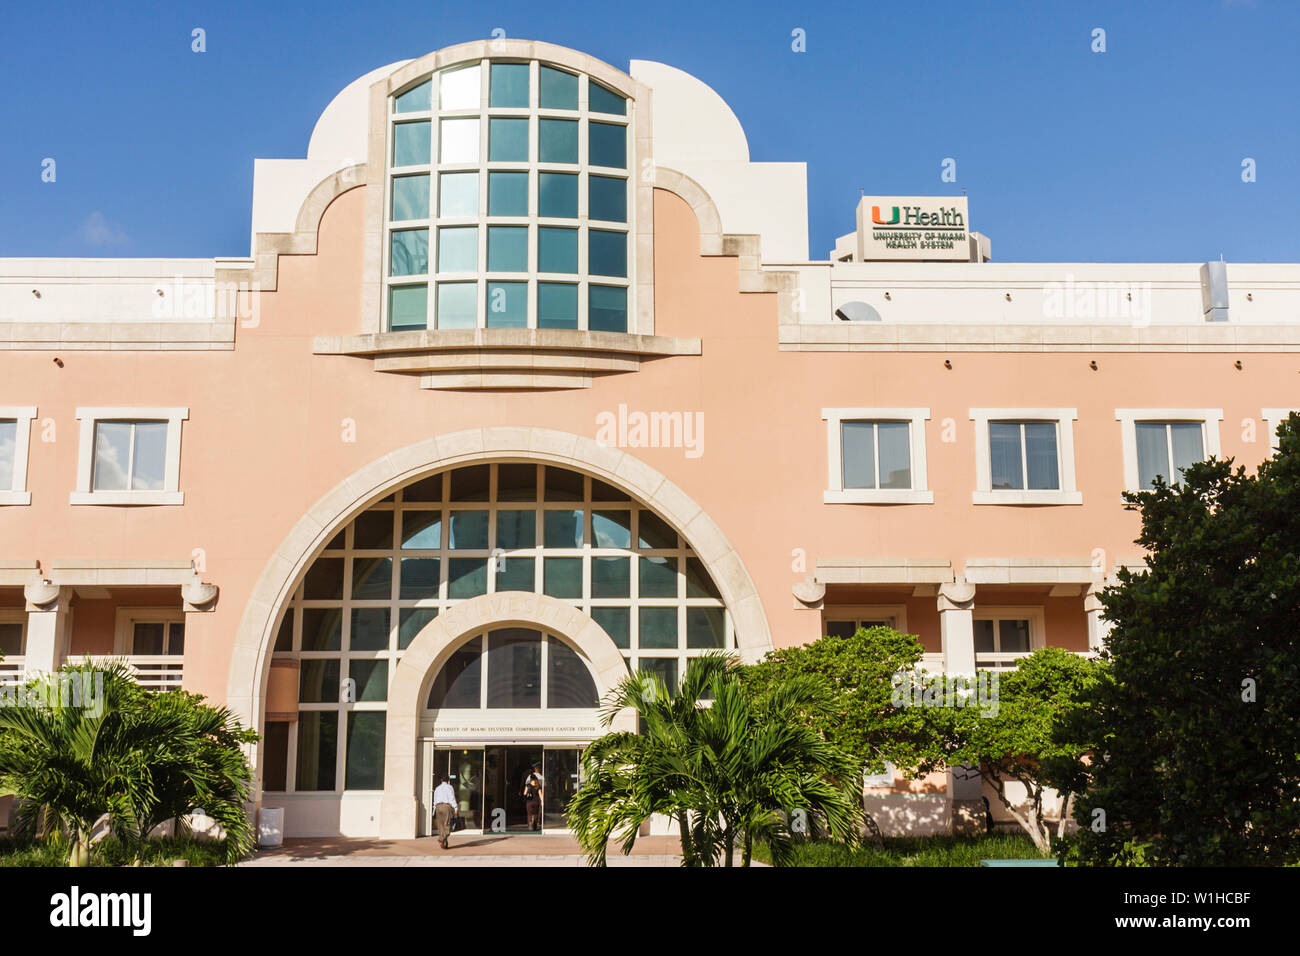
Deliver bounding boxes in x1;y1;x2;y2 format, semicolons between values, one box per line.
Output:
76;211;129;248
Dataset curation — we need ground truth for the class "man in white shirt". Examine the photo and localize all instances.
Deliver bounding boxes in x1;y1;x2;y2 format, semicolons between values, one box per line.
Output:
433;774;457;849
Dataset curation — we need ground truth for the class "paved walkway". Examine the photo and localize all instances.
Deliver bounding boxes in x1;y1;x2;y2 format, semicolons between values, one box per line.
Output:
241;834;683;867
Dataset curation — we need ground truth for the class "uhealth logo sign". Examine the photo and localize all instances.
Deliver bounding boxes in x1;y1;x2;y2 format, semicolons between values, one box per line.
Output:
857;196;971;260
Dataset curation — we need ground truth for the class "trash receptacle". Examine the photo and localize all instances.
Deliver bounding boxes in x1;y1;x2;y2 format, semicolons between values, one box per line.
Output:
258;807;284;848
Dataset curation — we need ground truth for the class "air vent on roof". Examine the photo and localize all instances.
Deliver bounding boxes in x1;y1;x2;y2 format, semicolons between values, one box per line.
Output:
834;301;882;322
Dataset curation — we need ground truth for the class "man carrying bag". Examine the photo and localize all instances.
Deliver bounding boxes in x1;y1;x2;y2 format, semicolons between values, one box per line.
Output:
433;773;457;849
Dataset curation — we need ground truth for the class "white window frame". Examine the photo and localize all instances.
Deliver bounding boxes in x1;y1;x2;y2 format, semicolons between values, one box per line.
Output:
71;407;188;505
972;606;1045;669
822;408;933;504
114;608;186;656
0;406;37;505
970;408;1082;505
1261;408;1297;452
1115;408;1222;493
863;759;896;789
0;609;27;657
822;604;908;637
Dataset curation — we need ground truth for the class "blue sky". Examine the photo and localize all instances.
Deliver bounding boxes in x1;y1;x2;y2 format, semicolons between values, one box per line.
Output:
1;0;1296;262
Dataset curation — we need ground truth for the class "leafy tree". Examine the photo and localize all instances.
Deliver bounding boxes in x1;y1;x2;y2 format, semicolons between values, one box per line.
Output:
0;662;256;865
949;648;1103;855
1066;413;1300;866
568;652;862;867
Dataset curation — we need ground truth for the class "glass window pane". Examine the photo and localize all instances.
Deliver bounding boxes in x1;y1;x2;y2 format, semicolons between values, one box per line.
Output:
393;121;431;166
592;607;630;649
538;283;578;329
589;82;626;115
273;612;292;653
1136;422;1171;489
0;419;15;490
1170;423;1205;481
999;619;1031;653
299;659;340;704
637;511;676;549
543;557;582;598
437;226;478;273
589;121;626;168
548;637;598;707
638;658;677;697
303;557;344;600
489;63;529;108
169;622;185;655
439;118;480;163
394;79;431;113
388;284;428;330
495;555;535;592
402;474;441;502
400;557;440;599
92;421;131;491
538;227;578;273
539;119;578;163
349;659;389;703
399;607;438;649
402;511;442;549
262;721;289;791
544;509;584;548
300;609;342;652
687;607;726;649
589;229;627;278
354;510;393;549
351;557;391;600
429;636;482;707
496;509;536;549
436;282;478;329
132;622;165;655
130;421;167;491
588;284;627;332
449;510;489;549
486;629;542;708
487;226;528;272
439;65;480;110
345;711;386;790
841;422;876;490
589;175;627;223
486;281;527;328
825;620;857;639
349;608;390;650
488;171;528;216
1024;422;1061;490
685;557;720;599
592;509;632;548
497;464;538;501
538;172;578;218
544;467;584;501
448;557;488;598
973;620;996;654
591;556;630;598
639;556;677;598
876;422;911;490
539;66;578;109
295;712;338;791
439;172;479;217
489;117;529;162
452;464;490;500
989;423;1023;491
638;607;678;649
390;229;429;276
391;174;430;221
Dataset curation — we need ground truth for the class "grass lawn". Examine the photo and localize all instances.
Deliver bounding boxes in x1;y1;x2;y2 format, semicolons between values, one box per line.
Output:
754;833;1049;867
0;834;232;867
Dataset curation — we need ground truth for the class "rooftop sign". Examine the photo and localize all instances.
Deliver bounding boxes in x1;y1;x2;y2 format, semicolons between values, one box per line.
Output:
856;195;971;261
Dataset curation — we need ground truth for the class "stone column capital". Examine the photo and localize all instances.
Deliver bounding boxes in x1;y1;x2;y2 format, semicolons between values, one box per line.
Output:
792;578;826;608
24;581;69;613
182;578;220;613
937;580;976;613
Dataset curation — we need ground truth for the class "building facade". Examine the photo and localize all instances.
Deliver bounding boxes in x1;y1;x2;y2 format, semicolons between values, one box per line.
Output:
2;39;1297;838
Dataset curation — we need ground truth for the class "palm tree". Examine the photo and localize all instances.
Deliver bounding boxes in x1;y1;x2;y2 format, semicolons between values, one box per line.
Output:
568;652;863;866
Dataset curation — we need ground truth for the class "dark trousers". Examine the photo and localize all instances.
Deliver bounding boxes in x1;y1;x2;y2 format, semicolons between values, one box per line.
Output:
525;798;541;830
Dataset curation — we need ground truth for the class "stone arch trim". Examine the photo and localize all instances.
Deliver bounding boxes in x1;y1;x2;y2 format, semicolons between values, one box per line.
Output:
226;426;773;739
379;592;631;837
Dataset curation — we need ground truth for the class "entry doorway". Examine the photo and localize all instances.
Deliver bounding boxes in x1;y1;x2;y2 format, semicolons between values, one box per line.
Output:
431;746;582;833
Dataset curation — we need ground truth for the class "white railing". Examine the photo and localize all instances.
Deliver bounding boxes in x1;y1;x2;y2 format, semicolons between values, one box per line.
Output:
0;658;24;688
86;655;184;692
919;650;1098;675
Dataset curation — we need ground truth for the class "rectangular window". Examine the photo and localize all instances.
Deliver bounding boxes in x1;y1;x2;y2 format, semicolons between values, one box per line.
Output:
486;225;528;272
486;630;542;708
262;721;290;791
295;712;338;791
1136;422;1204;489
439;172;479;217
972;409;1081;505
588;229;627;278
538;283;578;328
437;225;478;273
989;422;1060;491
589;121;626;168
538;172;578;219
393;121;431;167
0;420;16;491
73;409;187;505
486;281;527;327
841;421;911;490
489;62;530;108
439;118;480;164
588;285;627;333
487;171;528;216
539;118;578;164
129;619;185;655
972;609;1042;671
389;229;429;276
436;282;478;329
823;408;932;504
388;284;428;330
0;409;34;505
391;174;430;221
589;175;627;223
537;226;578;274
488;117;529;162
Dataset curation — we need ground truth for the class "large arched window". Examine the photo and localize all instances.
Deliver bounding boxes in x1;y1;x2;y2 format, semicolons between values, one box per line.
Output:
269;463;731;793
385;59;632;333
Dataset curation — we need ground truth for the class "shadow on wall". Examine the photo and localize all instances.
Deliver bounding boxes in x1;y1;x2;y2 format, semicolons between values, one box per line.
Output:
864;794;951;837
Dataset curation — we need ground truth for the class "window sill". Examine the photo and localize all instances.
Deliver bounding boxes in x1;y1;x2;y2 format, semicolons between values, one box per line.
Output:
972;491;1082;506
824;489;934;505
0;491;31;506
69;491;184;506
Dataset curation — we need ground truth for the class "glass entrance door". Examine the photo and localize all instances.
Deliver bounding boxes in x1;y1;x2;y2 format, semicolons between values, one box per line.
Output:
542;748;581;831
436;745;581;833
